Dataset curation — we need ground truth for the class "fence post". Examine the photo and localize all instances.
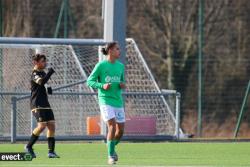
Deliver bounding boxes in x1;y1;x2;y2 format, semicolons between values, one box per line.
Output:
198;0;205;137
11;96;17;143
175;92;181;140
234;80;250;138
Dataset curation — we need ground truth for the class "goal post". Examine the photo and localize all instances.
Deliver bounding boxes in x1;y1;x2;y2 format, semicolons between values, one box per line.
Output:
0;37;182;142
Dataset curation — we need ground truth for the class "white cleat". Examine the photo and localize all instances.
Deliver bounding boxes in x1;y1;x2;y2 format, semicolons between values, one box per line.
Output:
108;156;116;165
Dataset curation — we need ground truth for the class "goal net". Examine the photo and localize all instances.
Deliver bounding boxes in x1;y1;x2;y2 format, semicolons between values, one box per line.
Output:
0;38;181;141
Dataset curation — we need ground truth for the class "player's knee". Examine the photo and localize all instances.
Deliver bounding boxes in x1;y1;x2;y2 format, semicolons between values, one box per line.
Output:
108;124;115;131
107;119;115;127
38;123;46;130
33;125;45;136
39;126;46;133
47;123;55;132
116;129;124;137
119;129;124;136
108;124;116;134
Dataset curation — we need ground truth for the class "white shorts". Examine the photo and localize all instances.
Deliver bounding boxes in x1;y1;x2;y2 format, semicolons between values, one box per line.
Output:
99;105;125;123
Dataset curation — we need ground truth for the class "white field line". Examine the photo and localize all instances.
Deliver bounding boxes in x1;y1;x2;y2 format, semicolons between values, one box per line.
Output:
0;164;222;167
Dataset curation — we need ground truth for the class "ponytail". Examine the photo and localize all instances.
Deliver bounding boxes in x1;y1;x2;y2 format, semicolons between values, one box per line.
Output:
101;47;108;55
101;41;118;55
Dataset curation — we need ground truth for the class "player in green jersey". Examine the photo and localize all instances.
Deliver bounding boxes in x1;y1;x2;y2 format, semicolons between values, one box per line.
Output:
87;42;125;165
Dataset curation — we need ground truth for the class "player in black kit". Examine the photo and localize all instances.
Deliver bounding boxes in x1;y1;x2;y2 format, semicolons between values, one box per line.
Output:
25;54;60;158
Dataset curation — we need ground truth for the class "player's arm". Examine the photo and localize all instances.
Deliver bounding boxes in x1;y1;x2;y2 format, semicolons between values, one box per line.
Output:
32;68;55;86
87;63;104;89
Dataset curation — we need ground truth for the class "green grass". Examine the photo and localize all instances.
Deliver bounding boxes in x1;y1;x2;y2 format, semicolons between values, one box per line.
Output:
0;142;250;167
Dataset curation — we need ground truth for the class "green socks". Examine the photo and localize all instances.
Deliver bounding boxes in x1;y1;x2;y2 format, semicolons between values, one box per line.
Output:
107;140;115;156
107;139;121;156
114;139;120;146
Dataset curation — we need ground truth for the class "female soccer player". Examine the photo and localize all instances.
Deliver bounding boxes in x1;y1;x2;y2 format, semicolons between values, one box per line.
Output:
25;54;60;158
87;42;126;165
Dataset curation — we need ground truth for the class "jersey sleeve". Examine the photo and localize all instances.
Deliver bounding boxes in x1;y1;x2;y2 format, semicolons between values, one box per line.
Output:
32;69;54;86
87;63;104;89
32;72;43;85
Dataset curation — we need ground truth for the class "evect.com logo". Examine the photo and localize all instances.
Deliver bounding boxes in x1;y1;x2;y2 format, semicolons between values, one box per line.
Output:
0;153;32;161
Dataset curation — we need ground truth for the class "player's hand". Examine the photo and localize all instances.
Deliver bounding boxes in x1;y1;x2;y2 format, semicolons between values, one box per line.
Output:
119;83;126;89
48;67;55;74
47;87;53;94
103;83;111;90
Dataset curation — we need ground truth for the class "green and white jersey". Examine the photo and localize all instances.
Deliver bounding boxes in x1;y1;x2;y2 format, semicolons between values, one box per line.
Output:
87;60;125;108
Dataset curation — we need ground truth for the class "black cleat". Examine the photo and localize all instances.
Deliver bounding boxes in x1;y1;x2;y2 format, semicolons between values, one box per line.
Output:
48;152;60;158
24;145;36;158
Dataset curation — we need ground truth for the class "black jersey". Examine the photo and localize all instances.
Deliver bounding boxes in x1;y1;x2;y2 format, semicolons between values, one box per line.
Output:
30;67;54;110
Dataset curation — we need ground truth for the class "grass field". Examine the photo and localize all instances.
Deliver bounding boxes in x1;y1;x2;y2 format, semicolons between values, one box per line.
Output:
0;142;250;167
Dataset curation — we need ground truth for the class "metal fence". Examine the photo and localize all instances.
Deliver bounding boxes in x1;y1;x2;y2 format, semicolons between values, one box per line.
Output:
0;88;181;143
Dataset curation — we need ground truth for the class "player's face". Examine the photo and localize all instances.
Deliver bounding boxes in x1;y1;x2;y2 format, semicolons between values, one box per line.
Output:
36;58;47;69
110;44;120;59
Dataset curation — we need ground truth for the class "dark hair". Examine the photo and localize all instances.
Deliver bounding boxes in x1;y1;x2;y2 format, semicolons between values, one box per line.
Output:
32;54;46;62
101;41;118;55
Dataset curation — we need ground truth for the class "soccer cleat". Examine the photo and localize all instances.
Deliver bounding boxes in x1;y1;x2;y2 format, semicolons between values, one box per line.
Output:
108;156;116;165
24;145;36;158
113;151;118;161
48;152;60;158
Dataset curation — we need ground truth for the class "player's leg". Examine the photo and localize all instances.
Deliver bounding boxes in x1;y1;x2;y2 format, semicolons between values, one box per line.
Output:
115;123;124;145
113;107;125;161
46;109;60;158
47;121;55;153
112;123;124;161
25;109;46;158
114;107;125;146
27;122;46;148
100;105;116;164
25;122;46;158
106;118;116;164
47;121;60;158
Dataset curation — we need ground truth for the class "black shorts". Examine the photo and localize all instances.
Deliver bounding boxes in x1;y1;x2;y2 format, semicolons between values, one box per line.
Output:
32;108;55;122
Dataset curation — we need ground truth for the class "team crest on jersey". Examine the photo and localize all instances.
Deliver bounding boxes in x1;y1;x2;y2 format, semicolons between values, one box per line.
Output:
105;76;111;82
34;75;39;80
105;76;120;83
